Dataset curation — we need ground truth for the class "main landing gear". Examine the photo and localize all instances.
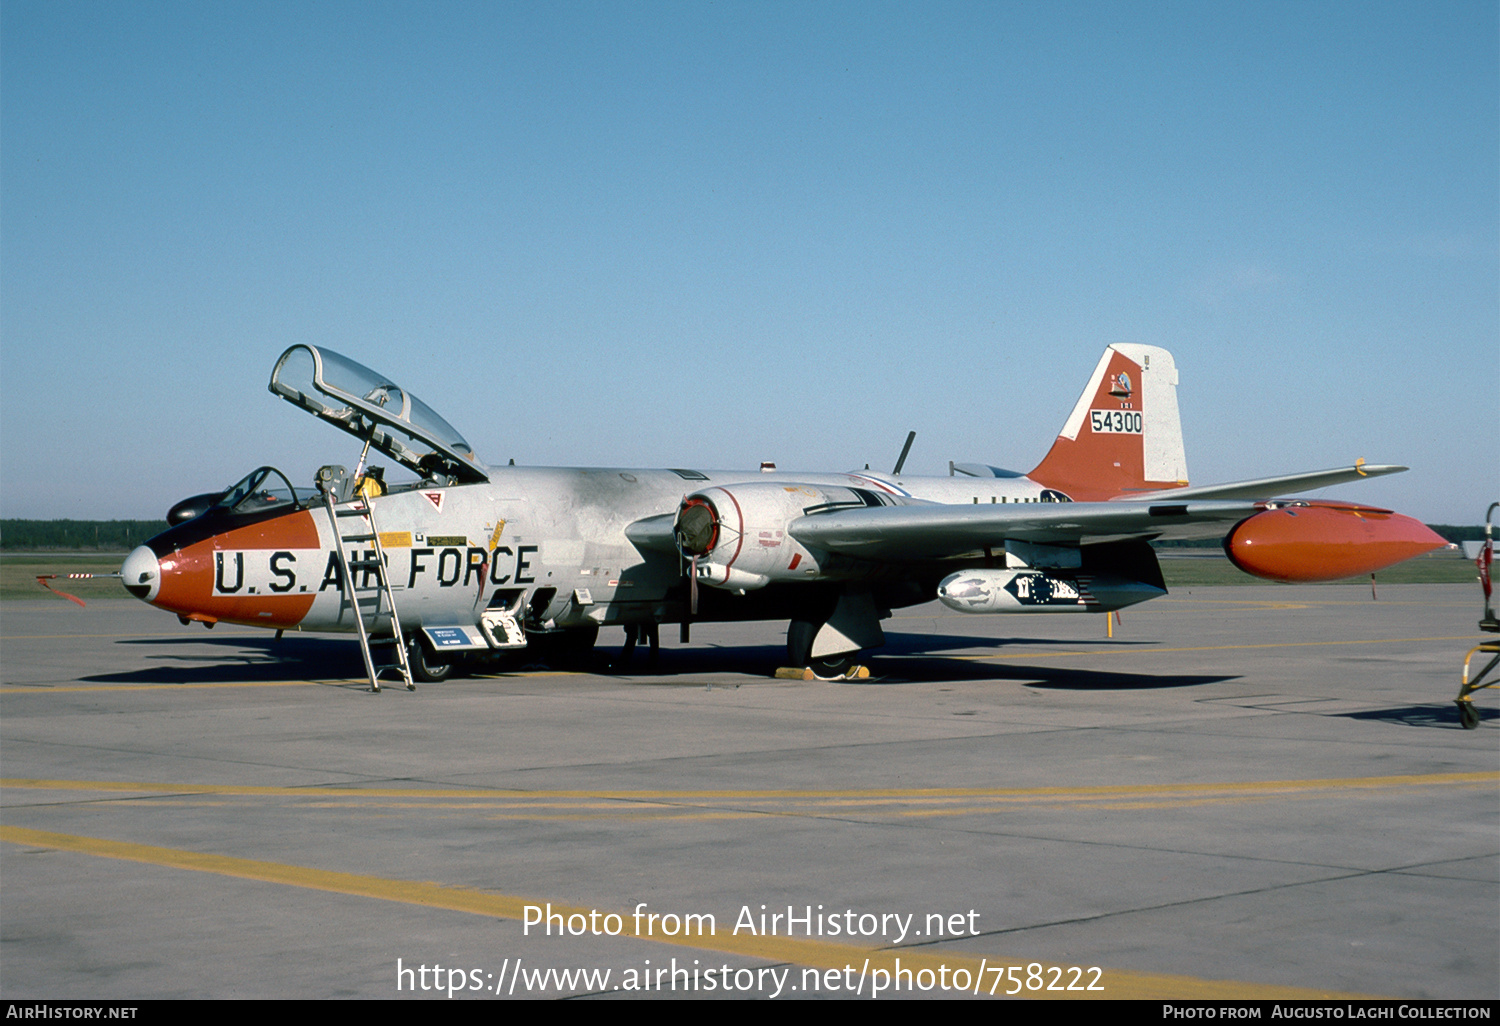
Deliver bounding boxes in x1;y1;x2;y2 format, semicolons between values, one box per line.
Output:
785;618;866;681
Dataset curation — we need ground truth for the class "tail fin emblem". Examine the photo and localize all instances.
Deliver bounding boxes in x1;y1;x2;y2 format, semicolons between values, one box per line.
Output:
1109;371;1133;398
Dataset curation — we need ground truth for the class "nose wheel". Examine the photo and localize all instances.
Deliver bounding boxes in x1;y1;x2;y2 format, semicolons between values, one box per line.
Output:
408;636;453;683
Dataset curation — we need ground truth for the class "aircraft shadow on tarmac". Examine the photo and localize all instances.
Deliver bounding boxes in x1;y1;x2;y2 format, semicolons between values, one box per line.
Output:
880;631;1159;653
91;630;1233;691
848;631;1232;689
870;658;1234;690
604;631;1232;689
1343;704;1497;729
94;634;371;687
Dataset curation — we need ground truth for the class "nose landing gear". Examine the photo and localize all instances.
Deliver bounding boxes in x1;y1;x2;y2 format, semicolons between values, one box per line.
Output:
408;636;454;684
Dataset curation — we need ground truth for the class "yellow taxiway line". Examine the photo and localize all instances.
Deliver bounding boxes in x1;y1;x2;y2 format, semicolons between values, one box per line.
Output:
4;771;1493;801
4;773;1492;825
0;823;1380;1000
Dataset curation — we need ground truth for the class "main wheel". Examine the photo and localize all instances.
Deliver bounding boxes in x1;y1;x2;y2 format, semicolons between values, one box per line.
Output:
808;652;857;679
408;637;453;683
788;619;858;678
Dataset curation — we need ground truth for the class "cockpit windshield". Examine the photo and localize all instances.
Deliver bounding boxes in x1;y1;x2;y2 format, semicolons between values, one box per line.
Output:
214;466;311;515
268;345;489;484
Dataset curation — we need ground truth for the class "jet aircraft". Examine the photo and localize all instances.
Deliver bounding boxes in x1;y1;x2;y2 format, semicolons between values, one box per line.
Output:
114;343;1444;688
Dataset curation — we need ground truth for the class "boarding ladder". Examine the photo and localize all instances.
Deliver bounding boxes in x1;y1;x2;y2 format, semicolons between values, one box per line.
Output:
322;490;414;692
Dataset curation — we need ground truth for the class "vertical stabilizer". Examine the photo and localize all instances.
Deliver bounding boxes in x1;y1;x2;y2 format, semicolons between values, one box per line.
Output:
1028;344;1188;501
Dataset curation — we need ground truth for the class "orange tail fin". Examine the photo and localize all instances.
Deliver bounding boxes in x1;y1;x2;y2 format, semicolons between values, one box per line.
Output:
1028;344;1189;502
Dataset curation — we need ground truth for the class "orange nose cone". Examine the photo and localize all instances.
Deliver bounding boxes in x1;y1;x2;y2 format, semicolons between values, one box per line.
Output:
1226;505;1446;583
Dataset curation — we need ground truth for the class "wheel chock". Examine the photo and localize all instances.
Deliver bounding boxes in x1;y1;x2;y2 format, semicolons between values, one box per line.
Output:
773;665;871;681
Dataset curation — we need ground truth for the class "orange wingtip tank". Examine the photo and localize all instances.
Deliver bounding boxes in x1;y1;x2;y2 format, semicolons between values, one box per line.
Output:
1225;501;1446;583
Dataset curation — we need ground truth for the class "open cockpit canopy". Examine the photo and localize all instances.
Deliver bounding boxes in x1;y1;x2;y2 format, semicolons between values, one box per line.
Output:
269;345;490;484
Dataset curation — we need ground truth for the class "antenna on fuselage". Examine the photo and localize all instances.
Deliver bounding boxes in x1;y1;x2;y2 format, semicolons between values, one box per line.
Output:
893;431;916;475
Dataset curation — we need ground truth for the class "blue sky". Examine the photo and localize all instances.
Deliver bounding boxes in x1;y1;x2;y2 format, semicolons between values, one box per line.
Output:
2;1;1495;523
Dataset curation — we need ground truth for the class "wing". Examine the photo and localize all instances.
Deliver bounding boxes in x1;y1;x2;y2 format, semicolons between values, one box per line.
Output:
786;460;1444;586
788;499;1260;561
1130;461;1406;502
664;463;1438;595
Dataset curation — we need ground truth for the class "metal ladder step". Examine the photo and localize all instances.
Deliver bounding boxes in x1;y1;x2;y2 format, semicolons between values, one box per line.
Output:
322;489;414;692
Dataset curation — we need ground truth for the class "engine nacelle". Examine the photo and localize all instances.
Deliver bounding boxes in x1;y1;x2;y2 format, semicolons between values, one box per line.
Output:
675;481;897;593
1225;502;1445;583
937;568;1165;613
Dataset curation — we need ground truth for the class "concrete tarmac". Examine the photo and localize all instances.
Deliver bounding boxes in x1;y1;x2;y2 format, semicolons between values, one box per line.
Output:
1;585;1495;1000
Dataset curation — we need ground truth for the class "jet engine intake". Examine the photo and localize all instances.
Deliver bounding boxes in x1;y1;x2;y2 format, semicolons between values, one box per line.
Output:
673;482;891;593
